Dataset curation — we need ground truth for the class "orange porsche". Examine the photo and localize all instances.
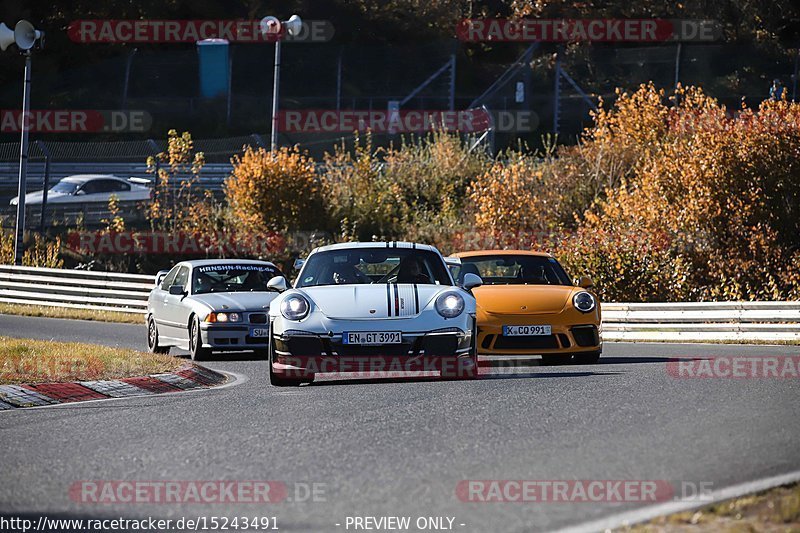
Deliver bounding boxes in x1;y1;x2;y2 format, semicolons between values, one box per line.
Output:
449;250;602;364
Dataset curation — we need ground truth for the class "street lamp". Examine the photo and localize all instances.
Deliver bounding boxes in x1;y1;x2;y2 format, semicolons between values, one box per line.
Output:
260;15;302;152
0;20;45;265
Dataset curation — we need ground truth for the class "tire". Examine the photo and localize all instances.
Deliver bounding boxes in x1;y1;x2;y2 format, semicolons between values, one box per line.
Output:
574;351;601;365
147;315;170;354
268;331;312;386
189;315;211;361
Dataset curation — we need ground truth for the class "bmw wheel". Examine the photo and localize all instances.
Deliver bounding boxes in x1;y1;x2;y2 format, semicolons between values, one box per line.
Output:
189;315;211;361
147;315;169;354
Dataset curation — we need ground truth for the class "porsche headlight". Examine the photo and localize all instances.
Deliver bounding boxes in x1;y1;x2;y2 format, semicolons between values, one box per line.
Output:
205;312;241;323
281;294;310;321
573;291;596;313
436;292;465;318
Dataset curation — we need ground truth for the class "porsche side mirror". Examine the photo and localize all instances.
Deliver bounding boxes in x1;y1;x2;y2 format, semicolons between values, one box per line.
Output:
267;276;288;292
462;273;483;291
168;284;186;296
293;258;305;270
577;276;593;289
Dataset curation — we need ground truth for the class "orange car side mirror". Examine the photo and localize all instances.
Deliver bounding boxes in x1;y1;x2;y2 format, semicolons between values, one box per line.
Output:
576;276;593;289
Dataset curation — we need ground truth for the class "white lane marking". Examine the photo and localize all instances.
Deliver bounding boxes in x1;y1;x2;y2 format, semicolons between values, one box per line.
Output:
552;469;800;533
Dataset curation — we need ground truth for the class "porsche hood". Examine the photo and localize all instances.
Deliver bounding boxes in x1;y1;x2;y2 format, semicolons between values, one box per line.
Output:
299;284;447;319
473;285;577;315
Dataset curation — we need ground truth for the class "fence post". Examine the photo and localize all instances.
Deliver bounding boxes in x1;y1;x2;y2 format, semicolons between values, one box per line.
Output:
35;140;51;233
553;51;561;136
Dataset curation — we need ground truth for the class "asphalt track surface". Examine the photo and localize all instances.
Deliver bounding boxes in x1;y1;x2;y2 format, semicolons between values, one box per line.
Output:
1;313;799;532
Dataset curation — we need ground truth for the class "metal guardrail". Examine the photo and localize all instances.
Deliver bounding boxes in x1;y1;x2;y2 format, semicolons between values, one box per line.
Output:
0;265;152;315
0;162;234;202
602;302;800;342
1;266;798;342
0;200;147;228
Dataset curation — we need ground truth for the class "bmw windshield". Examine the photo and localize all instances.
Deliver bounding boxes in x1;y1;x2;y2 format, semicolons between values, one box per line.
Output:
192;264;282;294
297;248;452;287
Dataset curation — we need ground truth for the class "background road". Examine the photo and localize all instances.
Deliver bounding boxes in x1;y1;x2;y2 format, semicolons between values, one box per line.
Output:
1;314;798;532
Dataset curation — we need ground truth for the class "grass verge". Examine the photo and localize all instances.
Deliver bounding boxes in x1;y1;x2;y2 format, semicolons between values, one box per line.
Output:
0;303;144;324
0;335;184;385
619;482;800;532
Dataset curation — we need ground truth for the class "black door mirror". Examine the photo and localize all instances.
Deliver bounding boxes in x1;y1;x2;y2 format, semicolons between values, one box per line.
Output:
168;285;186;296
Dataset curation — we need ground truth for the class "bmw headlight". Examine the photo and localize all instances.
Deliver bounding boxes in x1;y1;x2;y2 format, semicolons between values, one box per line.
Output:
573;291;596;313
436;292;465;318
281;294;310;321
205;312;241;323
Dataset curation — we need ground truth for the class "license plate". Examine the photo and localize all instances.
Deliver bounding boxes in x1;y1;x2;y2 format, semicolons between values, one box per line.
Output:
503;325;552;336
343;331;402;345
250;327;270;338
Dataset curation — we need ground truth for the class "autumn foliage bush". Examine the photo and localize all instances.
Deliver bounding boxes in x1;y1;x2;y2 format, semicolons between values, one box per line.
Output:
226;145;323;233
557;85;800;301
322;131;490;244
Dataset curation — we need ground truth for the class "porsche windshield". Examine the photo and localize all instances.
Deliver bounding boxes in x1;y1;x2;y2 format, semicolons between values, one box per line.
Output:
192;264;282;294
456;255;572;286
297;248;452;287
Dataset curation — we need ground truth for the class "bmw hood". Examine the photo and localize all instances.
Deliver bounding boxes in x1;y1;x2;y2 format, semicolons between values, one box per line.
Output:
300;284;448;319
189;291;277;312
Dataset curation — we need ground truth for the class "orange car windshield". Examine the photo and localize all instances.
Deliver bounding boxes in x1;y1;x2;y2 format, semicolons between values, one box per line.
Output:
455;255;572;286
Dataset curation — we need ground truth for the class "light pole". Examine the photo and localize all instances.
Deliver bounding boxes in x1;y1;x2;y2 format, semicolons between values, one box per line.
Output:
260;15;302;152
0;20;44;265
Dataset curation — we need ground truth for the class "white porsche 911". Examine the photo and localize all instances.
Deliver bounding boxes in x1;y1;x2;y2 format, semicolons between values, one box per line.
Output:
146;259;284;360
266;242;484;386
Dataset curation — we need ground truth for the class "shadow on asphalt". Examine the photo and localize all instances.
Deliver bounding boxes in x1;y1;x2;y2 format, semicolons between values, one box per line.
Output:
174;351;267;362
480;355;672;367
309;370;622;387
575;356;673;365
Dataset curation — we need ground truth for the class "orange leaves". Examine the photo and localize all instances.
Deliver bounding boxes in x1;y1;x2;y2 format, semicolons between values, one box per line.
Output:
566;83;800;301
225;145;322;233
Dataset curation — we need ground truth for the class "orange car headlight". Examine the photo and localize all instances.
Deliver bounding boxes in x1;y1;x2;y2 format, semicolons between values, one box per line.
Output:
573;292;596;313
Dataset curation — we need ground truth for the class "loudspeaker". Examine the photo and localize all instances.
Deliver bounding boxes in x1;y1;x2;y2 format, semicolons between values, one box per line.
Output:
14;20;41;50
284;15;302;37
0;23;15;51
259;16;281;36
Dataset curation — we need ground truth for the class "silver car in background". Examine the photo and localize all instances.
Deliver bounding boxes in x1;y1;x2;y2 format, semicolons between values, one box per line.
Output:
147;259;284;360
10;174;151;206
